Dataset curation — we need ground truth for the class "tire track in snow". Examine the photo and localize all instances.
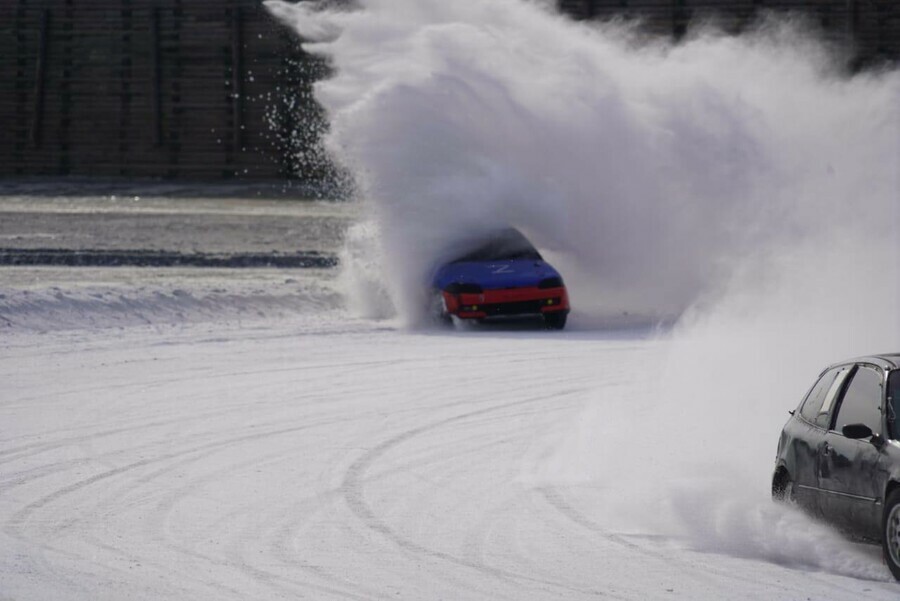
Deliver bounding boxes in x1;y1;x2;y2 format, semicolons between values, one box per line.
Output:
4;417;345;538
132;446;379;601
340;390;623;600
0;356;399;489
2;417;375;600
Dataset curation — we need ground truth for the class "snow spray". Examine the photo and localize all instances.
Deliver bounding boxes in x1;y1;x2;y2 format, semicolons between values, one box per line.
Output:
267;0;900;579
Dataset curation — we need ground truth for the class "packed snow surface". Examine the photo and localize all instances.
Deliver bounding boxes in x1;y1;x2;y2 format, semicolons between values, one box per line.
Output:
2;306;898;600
3;0;900;597
0;190;895;598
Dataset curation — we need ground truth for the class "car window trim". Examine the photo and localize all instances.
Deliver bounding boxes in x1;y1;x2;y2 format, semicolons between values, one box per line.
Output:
819;366;854;429
795;367;834;428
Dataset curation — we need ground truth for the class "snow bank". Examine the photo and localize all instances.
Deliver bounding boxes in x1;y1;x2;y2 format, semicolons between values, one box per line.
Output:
0;268;340;333
0;194;352;333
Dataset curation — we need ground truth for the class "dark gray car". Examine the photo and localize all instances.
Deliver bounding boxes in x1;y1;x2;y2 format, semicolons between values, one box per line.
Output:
772;353;900;578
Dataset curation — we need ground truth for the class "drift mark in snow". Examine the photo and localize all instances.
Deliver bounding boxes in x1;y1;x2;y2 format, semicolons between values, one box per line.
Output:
4;324;896;598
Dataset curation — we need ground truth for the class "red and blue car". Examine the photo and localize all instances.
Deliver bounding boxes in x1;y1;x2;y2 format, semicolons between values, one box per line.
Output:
430;228;570;329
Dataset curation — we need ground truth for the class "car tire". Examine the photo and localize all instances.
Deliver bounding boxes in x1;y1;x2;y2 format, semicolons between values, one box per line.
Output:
882;489;900;580
544;312;567;330
771;469;794;503
428;290;452;326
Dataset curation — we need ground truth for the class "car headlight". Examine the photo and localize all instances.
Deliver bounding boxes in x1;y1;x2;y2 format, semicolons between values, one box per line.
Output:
445;282;483;294
538;277;563;289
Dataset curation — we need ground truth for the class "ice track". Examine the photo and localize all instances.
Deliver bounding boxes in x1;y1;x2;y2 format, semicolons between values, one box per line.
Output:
1;316;897;600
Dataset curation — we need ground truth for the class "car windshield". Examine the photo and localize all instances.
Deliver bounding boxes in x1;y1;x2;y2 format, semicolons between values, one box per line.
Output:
451;229;542;262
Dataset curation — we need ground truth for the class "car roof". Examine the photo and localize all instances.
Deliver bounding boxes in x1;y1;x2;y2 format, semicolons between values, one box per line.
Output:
826;354;900;371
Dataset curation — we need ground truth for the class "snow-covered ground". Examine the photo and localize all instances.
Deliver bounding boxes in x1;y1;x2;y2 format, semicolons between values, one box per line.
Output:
2;308;897;600
1;250;898;599
2;0;898;589
0;194;350;332
0;194;355;254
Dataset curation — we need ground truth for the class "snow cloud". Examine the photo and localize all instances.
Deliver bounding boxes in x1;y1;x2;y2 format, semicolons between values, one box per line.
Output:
268;0;900;579
267;0;897;328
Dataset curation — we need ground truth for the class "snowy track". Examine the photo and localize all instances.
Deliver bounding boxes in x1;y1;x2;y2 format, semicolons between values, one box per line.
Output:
2;316;897;600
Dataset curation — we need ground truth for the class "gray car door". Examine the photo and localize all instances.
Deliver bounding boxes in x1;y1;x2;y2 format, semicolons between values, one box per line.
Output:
817;364;887;539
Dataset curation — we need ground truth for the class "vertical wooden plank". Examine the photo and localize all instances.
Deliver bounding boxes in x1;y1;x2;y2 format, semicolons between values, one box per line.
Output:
232;3;244;156
119;0;133;174
30;9;50;148
672;0;687;40
59;0;74;175
847;0;859;41
168;0;183;178
14;0;29;172
875;0;889;59
151;6;163;147
584;0;595;20
277;28;296;179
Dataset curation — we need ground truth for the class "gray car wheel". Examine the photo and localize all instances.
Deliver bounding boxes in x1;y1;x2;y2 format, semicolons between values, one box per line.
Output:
771;470;794;503
883;490;900;580
428;290;452;326
544;312;567;330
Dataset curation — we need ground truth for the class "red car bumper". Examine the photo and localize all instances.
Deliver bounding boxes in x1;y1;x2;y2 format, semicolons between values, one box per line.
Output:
442;286;569;320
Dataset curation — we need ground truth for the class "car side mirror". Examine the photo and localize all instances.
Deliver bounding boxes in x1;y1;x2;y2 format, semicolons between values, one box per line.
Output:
842;423;873;439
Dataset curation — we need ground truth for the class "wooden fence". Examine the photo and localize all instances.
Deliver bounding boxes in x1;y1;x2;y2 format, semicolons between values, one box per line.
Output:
0;0;331;182
0;0;897;183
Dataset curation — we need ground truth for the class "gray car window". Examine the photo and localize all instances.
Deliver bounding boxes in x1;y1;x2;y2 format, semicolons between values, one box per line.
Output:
815;367;852;429
799;368;840;424
833;366;884;435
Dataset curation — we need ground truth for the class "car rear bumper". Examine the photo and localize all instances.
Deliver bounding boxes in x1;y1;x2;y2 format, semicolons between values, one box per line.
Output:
442;286;569;320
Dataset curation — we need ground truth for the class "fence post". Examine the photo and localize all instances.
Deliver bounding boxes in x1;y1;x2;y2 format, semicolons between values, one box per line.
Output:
846;0;859;42
31;9;50;148
672;0;687;40
231;3;244;157
119;0;132;174
151;6;163;147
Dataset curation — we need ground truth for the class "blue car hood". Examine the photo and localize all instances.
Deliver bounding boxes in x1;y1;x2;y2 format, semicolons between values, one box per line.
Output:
432;259;561;290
